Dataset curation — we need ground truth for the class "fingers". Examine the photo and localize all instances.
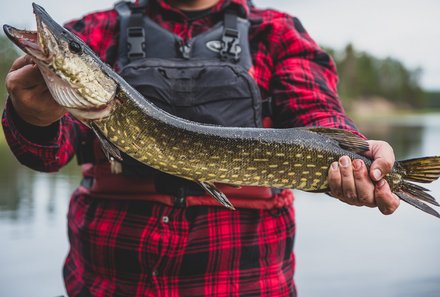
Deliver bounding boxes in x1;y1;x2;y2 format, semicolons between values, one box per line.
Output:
6;62;44;91
4;55;63;126
9;55;35;72
374;179;400;215
352;159;376;207
328;161;343;199
328;157;376;207
327;156;399;215
327;139;399;216
328;157;358;206
338;156;358;205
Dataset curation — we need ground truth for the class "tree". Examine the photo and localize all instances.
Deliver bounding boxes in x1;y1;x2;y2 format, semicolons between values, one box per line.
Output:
329;43;425;108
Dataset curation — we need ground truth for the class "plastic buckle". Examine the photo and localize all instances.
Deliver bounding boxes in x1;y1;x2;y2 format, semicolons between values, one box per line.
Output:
127;27;146;60
173;187;187;208
220;28;241;62
80;176;94;189
178;40;191;59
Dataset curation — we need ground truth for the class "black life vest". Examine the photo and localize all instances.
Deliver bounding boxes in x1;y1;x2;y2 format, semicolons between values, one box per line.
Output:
115;0;263;128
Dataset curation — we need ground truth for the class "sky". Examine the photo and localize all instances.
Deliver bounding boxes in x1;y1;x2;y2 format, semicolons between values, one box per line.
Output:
1;0;439;90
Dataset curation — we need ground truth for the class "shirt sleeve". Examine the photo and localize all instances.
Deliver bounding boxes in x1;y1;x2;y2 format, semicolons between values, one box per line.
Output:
269;16;363;137
1;99;85;172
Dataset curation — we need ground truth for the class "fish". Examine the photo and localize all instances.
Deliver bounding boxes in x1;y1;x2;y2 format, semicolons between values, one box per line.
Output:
4;3;440;218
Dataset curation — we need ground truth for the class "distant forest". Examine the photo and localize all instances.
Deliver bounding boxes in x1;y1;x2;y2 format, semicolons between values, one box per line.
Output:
0;34;439;111
325;44;439;110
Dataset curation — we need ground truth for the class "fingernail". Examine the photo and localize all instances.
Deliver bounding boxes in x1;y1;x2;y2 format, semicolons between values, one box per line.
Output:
373;169;382;180
377;179;386;188
352;159;362;170
339;156;350;167
331;162;338;170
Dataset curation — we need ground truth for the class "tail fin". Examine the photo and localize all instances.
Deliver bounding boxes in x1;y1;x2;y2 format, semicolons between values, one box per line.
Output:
399;156;440;183
395;156;440;219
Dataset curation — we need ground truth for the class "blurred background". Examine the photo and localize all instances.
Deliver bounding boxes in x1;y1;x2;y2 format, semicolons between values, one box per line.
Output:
1;1;440;296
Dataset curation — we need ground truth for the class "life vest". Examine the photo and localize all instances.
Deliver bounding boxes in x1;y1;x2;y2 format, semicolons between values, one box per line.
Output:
77;0;293;209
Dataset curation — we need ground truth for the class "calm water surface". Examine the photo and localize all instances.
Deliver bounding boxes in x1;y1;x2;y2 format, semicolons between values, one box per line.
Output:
1;114;440;297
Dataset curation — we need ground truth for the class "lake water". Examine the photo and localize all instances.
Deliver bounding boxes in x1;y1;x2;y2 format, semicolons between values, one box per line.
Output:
1;113;440;297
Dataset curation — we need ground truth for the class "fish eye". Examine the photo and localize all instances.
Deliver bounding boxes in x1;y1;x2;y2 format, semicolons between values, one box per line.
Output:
68;40;83;55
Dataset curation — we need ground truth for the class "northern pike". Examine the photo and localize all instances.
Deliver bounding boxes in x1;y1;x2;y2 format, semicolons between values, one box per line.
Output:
4;3;440;218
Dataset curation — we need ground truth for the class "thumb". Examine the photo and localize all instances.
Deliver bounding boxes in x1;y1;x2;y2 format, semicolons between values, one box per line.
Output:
364;140;395;181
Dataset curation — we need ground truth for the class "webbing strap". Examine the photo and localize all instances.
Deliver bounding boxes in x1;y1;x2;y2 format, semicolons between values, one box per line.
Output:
138;0;149;7
220;10;241;63
116;1;243;64
114;2;131;67
126;15;146;61
115;1;148;65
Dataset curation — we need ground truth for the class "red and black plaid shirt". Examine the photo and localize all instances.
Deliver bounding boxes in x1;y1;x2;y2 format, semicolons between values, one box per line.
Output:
2;0;359;296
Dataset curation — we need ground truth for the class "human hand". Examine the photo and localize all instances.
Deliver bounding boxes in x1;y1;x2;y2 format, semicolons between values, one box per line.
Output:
327;140;400;215
5;55;66;126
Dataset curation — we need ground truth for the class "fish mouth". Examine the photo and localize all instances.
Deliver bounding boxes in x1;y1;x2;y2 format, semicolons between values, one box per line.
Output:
3;4;51;62
2;26;49;62
4;3;117;117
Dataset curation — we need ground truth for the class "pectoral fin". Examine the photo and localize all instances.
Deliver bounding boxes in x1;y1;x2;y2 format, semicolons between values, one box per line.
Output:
89;122;122;162
197;181;236;210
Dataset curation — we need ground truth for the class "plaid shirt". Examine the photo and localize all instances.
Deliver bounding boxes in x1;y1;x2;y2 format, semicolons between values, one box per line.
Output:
2;0;359;296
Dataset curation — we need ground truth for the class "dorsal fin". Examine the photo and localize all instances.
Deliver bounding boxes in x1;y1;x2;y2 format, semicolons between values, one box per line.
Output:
304;127;369;153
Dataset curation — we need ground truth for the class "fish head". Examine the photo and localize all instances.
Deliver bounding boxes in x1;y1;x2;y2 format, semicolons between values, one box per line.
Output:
3;3;117;121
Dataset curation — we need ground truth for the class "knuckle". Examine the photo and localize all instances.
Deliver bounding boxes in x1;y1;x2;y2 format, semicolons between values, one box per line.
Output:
331;191;341;199
357;194;372;205
380;208;394;215
340;169;352;178
376;160;392;174
331;188;342;198
344;191;357;201
339;198;354;205
5;74;17;92
377;193;399;215
383;160;394;172
353;167;367;180
390;197;400;209
327;170;340;185
380;203;397;215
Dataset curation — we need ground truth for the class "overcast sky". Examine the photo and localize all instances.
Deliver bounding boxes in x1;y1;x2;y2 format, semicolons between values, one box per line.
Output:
1;0;439;90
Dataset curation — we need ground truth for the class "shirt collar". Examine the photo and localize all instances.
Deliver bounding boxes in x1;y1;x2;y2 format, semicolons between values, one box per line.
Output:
135;0;249;17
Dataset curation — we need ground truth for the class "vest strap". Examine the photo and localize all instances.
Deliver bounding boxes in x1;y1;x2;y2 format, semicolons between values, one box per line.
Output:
126;8;146;62
220;10;241;63
115;1;245;64
115;1;131;67
138;0;149;7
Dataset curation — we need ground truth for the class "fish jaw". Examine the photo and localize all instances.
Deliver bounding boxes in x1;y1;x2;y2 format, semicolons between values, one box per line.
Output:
3;4;117;121
3;25;50;63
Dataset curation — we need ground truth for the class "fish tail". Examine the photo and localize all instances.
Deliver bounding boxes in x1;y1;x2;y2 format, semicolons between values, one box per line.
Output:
398;156;440;183
395;156;440;218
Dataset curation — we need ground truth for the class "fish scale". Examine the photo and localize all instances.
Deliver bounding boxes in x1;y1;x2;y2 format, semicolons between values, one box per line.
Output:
4;3;440;217
95;96;363;191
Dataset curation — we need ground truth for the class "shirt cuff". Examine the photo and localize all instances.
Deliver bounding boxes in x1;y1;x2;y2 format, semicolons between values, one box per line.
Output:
5;98;60;145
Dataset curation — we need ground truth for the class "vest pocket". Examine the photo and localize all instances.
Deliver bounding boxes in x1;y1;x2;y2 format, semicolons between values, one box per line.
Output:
120;58;262;128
